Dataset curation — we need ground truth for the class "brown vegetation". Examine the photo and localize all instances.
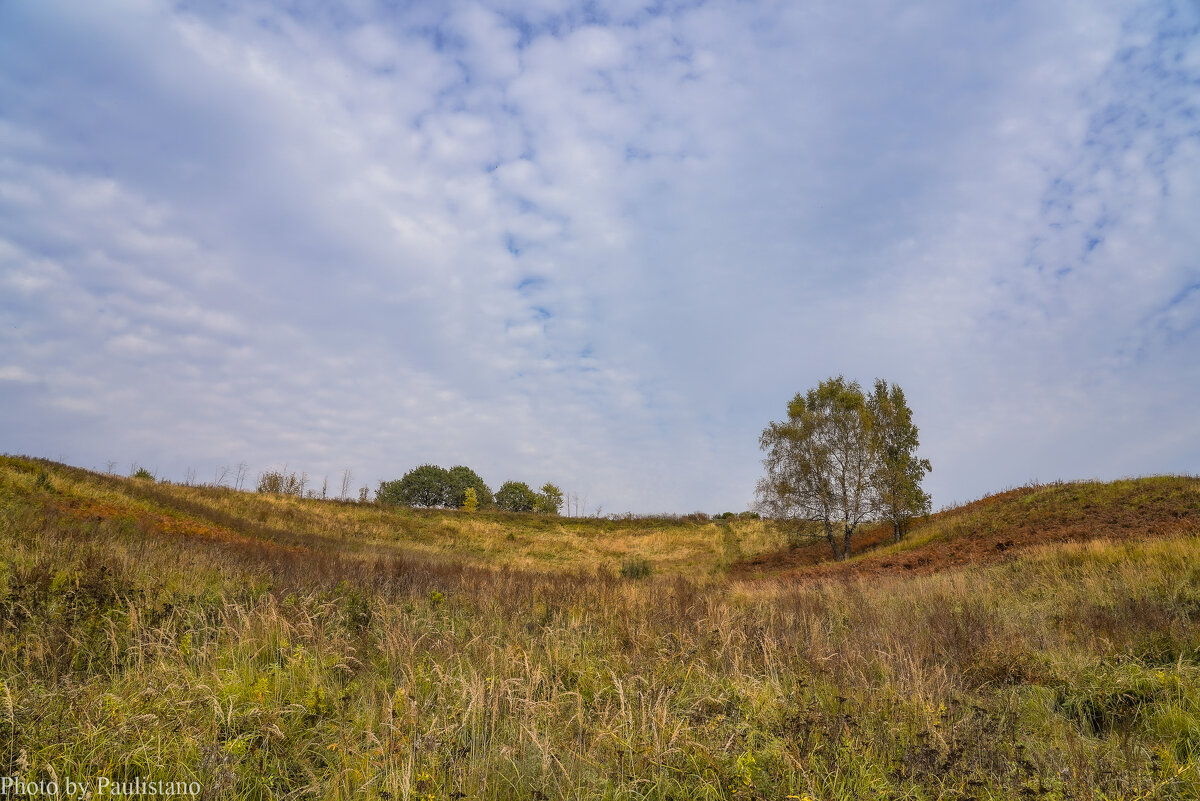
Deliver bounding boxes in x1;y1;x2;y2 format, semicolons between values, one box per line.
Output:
735;476;1200;579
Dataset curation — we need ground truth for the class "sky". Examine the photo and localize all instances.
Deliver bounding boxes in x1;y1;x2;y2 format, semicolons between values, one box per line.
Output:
1;0;1198;514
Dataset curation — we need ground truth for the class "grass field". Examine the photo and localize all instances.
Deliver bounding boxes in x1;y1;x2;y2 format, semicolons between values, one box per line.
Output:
1;456;1198;799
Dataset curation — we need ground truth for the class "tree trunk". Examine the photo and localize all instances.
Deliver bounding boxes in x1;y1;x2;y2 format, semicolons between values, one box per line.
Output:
842;524;854;560
824;521;843;560
892;519;903;544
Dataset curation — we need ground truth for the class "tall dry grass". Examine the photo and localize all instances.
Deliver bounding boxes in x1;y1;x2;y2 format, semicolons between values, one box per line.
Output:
1;457;1198;799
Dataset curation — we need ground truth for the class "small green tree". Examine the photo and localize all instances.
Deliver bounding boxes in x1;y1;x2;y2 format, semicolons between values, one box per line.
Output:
462;487;479;512
495;480;538;512
377;464;452;508
446;465;493;508
867;379;932;543
536;482;564;515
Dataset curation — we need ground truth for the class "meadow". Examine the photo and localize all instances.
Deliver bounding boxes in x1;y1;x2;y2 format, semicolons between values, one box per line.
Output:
1;456;1198;799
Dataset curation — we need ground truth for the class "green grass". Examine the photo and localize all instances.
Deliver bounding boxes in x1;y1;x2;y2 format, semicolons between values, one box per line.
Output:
1;457;1199;799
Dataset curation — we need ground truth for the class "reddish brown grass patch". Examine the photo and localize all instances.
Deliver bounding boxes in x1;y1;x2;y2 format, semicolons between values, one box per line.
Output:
734;477;1200;580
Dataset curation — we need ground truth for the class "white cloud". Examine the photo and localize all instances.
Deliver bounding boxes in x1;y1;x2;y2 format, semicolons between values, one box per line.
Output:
0;366;36;383
0;0;1196;511
448;4;521;83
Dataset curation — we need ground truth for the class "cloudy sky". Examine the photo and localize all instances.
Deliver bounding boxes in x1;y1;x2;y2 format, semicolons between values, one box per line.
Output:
1;0;1197;513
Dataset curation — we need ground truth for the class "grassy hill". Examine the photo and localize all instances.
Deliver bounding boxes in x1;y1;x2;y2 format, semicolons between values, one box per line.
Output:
0;457;776;576
1;456;1198;800
737;475;1200;578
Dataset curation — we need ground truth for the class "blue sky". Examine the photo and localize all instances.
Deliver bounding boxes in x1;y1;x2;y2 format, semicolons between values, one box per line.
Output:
1;0;1197;513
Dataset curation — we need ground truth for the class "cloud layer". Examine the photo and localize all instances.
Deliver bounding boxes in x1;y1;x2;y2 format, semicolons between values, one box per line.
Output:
2;0;1197;512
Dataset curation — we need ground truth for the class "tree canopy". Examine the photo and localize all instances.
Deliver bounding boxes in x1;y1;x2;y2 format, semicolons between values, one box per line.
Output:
757;376;931;560
536;482;564;515
446;465;494;509
868;379;932;543
377;464;451;508
378;465;563;515
495;480;538;512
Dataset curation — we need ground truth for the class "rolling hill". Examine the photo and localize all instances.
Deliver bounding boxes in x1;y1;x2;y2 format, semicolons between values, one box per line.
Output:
1;455;1198;800
735;475;1200;579
0;456;776;576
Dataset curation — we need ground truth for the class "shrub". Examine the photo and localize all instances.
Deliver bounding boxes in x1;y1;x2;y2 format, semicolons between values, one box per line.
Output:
34;470;54;492
132;466;155;480
494;480;564;514
619;557;652;579
783;520;823;549
257;470;306;496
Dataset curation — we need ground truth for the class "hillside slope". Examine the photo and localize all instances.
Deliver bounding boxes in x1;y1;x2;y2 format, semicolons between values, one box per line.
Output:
2;457;1199;798
0;456;775;575
735;475;1200;579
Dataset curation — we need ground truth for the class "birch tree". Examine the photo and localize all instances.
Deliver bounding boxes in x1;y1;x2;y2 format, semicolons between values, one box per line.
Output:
757;376;877;561
867;379;932;543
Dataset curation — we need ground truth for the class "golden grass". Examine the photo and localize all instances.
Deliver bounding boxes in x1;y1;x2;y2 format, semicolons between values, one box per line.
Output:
2;457;1199;800
4;458;776;575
